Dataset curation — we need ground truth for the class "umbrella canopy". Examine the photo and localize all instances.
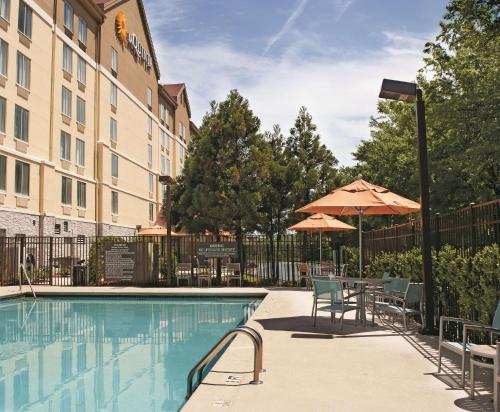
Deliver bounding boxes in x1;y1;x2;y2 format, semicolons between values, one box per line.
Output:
288;213;355;232
297;179;420;277
297;179;421;215
137;225;186;237
288;214;355;267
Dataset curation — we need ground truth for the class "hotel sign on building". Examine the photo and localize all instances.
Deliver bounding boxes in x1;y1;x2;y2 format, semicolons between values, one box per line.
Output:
115;11;152;69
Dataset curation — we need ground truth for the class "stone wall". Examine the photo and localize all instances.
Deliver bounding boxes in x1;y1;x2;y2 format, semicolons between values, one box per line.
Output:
98;223;136;237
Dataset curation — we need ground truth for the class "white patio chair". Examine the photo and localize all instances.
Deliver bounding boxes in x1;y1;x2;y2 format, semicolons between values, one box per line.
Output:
176;263;192;286
224;263;241;287
438;301;500;388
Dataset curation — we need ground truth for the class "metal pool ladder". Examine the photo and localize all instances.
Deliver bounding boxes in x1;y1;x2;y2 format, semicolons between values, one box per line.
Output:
186;325;264;399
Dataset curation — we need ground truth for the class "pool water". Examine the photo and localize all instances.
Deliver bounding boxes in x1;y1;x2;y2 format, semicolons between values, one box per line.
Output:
0;296;260;412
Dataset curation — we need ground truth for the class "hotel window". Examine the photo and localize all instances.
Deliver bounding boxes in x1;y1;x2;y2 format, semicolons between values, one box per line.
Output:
15;160;29;195
147;144;152;164
14;105;29;142
61;176;72;205
148;173;154;193
0;39;7;77
165;109;170;129
62;44;72;74
147;87;152;109
63;2;73;33
111;191;118;214
160;130;166;149
77;181;86;208
147;116;152;136
0;0;10;22
159;104;164;124
77;17;87;46
60;131;71;161
110;82;117;107
76;97;85;125
165;158;170;175
160;155;165;174
110;118;117;142
16;52;30;90
0;97;5;134
76;138;84;166
148;203;154;221
0;155;5;191
18;1;32;39
62;87;72;117
111;153;118;178
111;47;118;73
77;56;86;85
179;145;185;164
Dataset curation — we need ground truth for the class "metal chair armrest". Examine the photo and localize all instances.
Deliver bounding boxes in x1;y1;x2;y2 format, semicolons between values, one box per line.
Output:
464;324;500;336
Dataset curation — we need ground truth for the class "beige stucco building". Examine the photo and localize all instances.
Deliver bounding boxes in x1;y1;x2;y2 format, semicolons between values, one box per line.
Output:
0;0;194;237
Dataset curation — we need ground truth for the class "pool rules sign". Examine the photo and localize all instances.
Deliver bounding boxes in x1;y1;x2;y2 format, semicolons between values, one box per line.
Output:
103;241;146;282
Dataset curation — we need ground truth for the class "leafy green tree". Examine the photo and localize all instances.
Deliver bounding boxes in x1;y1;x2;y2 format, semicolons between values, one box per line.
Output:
285;106;340;224
257;125;300;281
171;90;270;269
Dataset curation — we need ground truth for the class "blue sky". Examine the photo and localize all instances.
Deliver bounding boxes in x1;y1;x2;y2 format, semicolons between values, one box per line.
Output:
144;0;448;165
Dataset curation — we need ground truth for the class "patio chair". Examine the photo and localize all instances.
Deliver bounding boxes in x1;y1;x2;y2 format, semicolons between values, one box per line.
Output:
372;281;422;330
224;263;241;287
312;278;361;330
296;263;312;290
438;301;500;388
176;263;192;286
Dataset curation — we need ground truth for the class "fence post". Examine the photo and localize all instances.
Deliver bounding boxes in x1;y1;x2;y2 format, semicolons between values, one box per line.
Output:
469;203;477;255
435;213;441;254
496;201;500;246
49;236;54;286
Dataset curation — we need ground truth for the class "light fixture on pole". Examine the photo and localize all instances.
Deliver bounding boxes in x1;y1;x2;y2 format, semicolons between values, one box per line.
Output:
379;78;436;335
159;175;174;282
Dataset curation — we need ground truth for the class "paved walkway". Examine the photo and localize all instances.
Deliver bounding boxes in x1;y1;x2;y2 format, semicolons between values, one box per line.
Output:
184;289;493;412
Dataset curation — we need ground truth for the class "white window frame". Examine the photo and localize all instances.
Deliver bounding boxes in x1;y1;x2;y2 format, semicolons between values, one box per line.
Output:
60;131;71;161
14;104;29;142
76;138;85;166
61;176;72;205
77;181;86;208
110;117;117;143
0;0;10;22
77;56;86;85
111;191;118;214
77;16;87;46
16;52;30;90
147;116;152;136
160;155;166;174
76;96;85;125
0;96;5;134
147;144;152;164
0;39;8;77
148;173;154;193
62;87;72;117
147;87;152;108
15;160;29;196
111;47;118;73
110;82;117;107
63;2;73;33
111;153;118;178
62;44;73;74
149;203;154;222
18;1;32;39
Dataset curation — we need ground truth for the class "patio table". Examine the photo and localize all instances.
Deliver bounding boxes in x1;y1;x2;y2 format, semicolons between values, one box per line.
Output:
327;277;391;326
470;344;497;402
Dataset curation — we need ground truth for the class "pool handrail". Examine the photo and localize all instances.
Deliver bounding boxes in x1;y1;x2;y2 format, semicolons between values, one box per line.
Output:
186;325;263;399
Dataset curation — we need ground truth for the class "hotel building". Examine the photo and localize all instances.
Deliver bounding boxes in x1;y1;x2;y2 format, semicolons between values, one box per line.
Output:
0;0;194;237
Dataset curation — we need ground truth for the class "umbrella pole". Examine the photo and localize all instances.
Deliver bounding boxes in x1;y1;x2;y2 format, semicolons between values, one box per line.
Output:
358;212;362;278
319;231;322;268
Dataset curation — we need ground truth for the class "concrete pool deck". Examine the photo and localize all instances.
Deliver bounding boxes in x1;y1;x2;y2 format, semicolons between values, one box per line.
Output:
0;286;494;411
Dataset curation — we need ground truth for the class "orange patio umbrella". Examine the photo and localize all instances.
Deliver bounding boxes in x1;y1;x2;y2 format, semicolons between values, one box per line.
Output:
297;179;420;276
137;225;186;237
288;213;355;266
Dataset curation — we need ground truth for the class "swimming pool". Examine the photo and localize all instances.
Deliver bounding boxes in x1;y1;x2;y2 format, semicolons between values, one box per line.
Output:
0;295;261;412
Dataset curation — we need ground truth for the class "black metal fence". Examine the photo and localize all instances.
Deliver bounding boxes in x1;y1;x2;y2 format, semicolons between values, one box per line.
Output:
0;233;345;287
359;199;500;265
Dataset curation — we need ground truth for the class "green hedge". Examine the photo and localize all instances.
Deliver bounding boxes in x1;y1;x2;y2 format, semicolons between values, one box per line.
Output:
350;244;500;323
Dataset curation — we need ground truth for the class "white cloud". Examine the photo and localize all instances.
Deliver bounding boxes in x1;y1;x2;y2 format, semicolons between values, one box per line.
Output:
154;29;431;166
262;0;309;56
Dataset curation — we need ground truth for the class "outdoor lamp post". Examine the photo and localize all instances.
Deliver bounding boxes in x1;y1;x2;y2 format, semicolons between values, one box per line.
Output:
379;79;436;334
159;175;174;281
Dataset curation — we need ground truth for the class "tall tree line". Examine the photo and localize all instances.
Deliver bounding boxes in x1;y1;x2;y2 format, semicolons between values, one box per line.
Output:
351;0;499;212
